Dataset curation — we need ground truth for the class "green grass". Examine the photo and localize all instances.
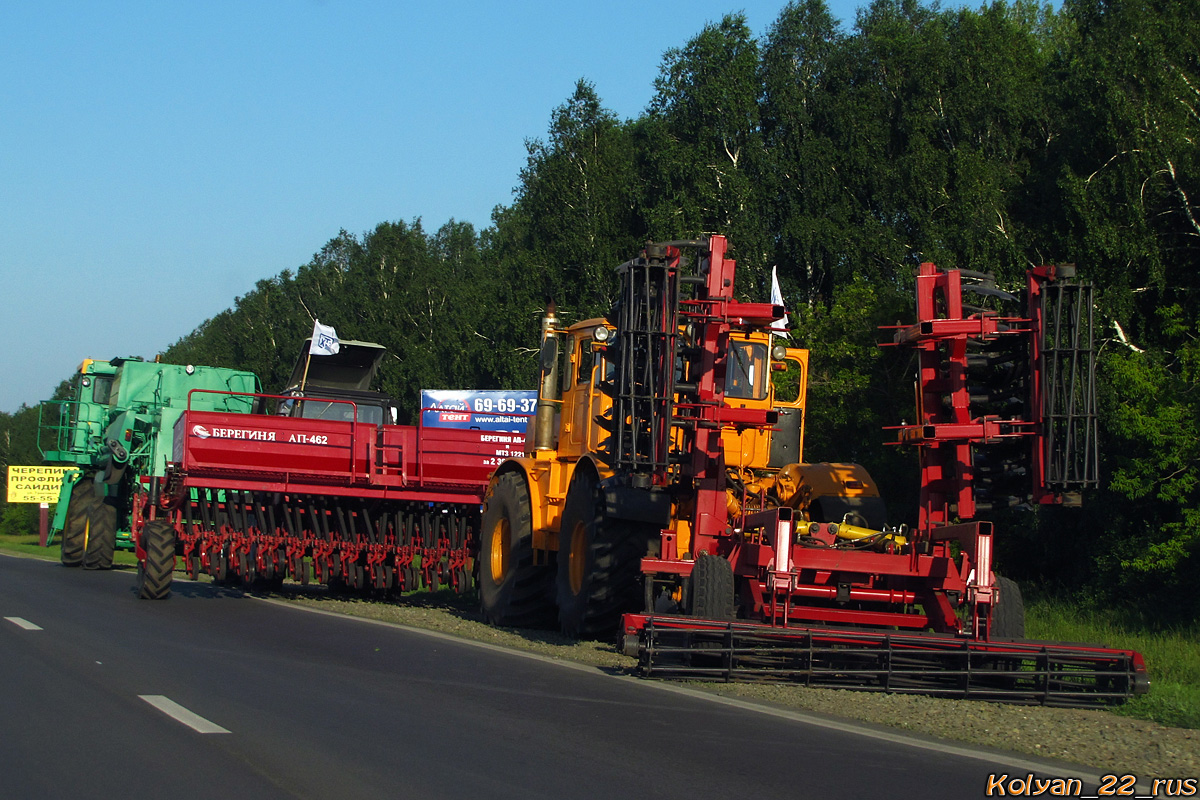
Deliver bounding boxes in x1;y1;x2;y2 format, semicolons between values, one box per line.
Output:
1028;598;1200;729
0;534;138;567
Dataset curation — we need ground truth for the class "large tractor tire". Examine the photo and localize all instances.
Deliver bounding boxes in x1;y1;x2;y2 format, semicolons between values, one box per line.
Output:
60;479;99;568
137;519;176;600
689;552;736;620
992;574;1026;639
556;468;650;639
82;501;117;570
479;471;554;628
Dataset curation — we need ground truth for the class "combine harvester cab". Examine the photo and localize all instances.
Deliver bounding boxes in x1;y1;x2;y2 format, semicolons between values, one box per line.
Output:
132;337;531;602
38;357;260;569
478;235;1146;706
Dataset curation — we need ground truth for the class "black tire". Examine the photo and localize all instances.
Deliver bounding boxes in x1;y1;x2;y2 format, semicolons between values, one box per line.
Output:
992;574;1025;639
239;546;257;588
556;468;651;639
210;544;230;584
479;471;554;628
689;552;736;620
82;501;117;570
137;519;176;600
60;479;99;567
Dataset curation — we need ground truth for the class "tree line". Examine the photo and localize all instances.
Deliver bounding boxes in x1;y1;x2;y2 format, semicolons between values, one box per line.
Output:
3;0;1196;621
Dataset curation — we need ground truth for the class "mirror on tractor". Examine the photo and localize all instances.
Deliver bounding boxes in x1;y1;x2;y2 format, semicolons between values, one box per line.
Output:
539;336;559;375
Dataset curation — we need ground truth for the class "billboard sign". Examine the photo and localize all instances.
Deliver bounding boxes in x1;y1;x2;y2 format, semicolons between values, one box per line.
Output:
420;390;535;434
7;466;74;504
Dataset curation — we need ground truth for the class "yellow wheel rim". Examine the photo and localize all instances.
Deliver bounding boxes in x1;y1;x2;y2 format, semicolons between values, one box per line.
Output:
489;517;510;585
568;521;588;595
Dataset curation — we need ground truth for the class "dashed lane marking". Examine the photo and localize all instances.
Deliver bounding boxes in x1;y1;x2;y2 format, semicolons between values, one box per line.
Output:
4;616;42;630
138;695;230;734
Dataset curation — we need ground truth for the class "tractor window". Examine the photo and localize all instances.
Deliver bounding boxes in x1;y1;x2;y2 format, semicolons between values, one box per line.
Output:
773;358;804;404
726;342;768;400
106;376;122;407
298;400;348;421
91;376;113;404
356;405;384;425
577;339;596;385
296;399;382;425
559;338;573;394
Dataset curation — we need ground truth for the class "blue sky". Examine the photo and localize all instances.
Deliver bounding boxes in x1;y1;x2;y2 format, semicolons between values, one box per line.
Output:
3;0;936;413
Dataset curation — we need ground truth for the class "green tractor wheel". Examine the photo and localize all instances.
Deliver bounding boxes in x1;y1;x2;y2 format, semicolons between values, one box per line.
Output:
82;501;117;570
61;479;100;568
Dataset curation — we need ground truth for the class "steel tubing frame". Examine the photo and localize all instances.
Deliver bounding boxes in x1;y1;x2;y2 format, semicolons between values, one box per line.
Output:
164;487;479;595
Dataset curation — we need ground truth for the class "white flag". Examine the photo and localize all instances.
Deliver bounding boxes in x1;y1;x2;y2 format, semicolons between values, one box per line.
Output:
769;265;790;338
310;319;340;355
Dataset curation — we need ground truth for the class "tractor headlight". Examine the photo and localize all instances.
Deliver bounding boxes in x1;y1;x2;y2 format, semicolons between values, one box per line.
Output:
771;344;787;361
593;326;611;343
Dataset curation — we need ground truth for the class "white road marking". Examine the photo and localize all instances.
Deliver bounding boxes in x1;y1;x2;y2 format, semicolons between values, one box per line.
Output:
4;616;42;630
138;695;230;734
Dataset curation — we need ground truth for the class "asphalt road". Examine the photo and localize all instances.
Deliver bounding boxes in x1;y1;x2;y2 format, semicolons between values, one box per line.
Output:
1;553;1103;800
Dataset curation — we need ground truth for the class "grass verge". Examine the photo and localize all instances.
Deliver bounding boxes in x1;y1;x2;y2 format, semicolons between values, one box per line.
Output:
0;534;138;567
1028;598;1200;729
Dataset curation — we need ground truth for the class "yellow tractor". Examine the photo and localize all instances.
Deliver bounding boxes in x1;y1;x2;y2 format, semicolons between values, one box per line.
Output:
478;236;882;636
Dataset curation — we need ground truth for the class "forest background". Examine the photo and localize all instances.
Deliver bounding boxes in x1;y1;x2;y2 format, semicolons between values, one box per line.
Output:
2;0;1196;624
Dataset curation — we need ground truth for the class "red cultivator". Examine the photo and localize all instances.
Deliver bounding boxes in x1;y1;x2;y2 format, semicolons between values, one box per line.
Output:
617;250;1145;706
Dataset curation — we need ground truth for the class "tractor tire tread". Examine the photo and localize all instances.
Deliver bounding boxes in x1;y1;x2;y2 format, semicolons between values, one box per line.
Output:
691;552;736;620
557;469;652;639
83;501;117;570
138;520;176;600
480;472;554;628
61;480;99;567
992;574;1025;639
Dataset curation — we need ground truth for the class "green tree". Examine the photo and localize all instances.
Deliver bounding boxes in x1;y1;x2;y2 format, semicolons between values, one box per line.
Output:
758;0;850;305
511;80;642;318
791;277;916;519
0;405;49;536
640;13;769;287
1045;0;1200;614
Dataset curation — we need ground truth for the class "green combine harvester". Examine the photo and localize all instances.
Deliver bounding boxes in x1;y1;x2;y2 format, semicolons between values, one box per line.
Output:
38;357;261;568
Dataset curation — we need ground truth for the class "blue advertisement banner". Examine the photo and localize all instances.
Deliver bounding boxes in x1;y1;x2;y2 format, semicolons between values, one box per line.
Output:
420;390;536;433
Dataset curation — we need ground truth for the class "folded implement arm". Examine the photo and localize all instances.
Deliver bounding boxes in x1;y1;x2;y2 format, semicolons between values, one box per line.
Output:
622;615;1147;708
620;256;1146;705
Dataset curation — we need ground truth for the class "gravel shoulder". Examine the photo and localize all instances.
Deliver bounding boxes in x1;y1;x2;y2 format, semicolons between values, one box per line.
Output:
267;585;1199;778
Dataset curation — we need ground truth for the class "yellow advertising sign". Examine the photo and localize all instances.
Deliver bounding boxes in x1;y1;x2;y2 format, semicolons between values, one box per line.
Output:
7;466;73;504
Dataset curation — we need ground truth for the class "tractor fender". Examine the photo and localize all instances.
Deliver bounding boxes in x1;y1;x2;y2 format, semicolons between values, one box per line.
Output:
486;454;616;557
485;457;565;556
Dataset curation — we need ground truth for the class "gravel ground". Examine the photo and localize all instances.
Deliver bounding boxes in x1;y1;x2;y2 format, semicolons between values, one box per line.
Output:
266;585;1199;778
